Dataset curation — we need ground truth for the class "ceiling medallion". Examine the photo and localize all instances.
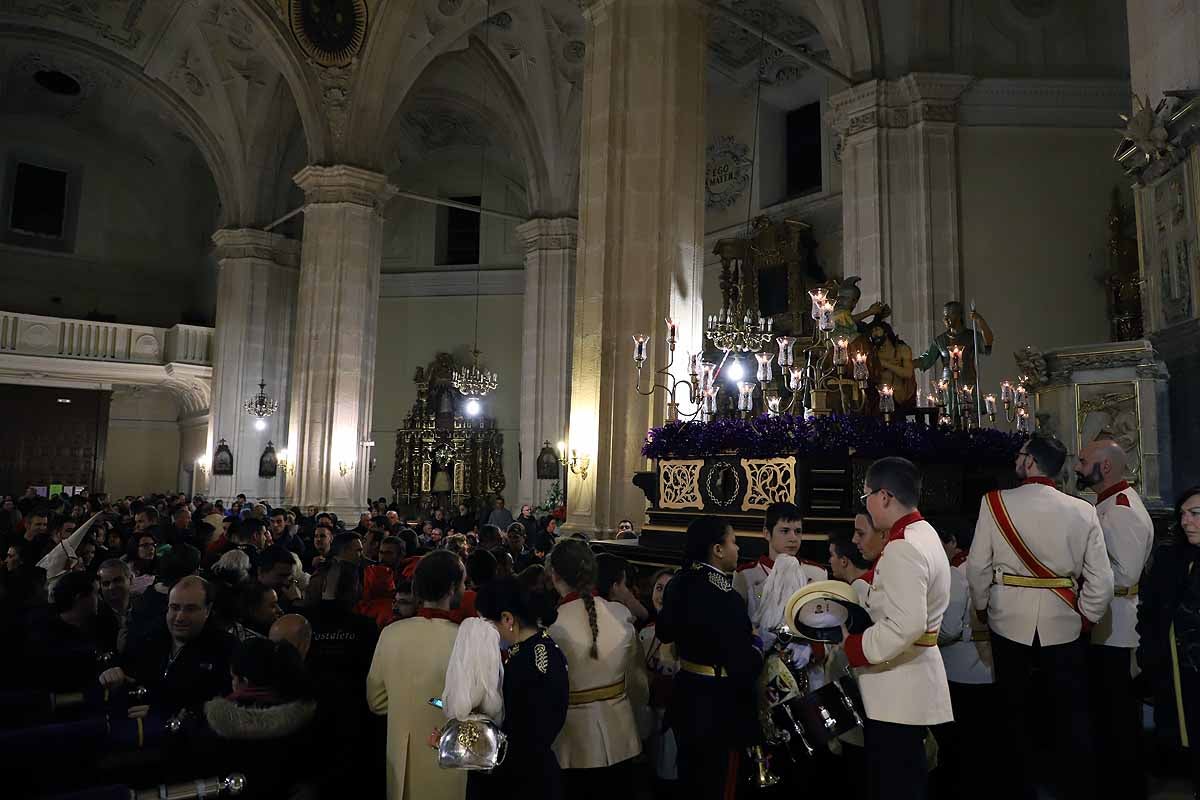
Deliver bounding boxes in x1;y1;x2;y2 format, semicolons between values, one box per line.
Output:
289;0;369;68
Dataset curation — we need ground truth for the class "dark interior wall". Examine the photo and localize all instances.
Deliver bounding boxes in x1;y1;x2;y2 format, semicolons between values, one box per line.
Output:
0;384;109;496
1153;319;1200;503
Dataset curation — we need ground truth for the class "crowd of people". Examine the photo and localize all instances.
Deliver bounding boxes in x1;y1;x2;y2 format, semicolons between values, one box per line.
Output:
1;432;1199;799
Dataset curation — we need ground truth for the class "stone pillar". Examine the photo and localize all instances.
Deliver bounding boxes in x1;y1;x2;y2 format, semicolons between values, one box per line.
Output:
287;166;395;517
831;74;973;392
516;217;577;511
207;229;299;504
566;0;707;536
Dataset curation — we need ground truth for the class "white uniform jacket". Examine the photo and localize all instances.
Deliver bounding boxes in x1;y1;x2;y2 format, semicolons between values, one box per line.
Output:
967;478;1115;647
939;562;995;685
549;594;648;769
843;513;953;726
1090;481;1154;649
734;555;828;623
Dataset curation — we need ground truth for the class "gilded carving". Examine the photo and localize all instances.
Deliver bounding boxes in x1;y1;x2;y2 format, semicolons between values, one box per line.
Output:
740;457;796;511
659;460;705;510
1077;383;1142;488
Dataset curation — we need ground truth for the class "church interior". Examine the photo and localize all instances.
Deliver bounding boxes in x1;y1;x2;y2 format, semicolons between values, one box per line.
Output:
3;0;1200;796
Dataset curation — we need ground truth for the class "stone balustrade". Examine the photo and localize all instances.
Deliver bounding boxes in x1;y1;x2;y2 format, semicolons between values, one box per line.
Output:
0;311;212;367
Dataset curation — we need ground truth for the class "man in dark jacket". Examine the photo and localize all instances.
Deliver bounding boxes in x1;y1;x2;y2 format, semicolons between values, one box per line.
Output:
102;575;235;716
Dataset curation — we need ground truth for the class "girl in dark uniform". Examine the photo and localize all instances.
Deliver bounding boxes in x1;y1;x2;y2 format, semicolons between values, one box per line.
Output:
473;576;570;800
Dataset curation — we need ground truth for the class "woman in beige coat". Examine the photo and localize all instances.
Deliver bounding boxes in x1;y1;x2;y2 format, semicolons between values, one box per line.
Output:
547;539;648;799
367;550;467;800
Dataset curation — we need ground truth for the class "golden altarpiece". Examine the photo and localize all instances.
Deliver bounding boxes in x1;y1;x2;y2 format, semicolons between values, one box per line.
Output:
391;353;505;513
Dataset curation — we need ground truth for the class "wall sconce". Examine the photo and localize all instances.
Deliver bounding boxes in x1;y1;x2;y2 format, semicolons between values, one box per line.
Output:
278;448;292;476
338;461;352;477
568;449;590;481
196;455;209;476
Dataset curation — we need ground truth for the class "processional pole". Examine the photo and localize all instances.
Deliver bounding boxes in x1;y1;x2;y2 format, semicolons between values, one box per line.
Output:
971;298;982;428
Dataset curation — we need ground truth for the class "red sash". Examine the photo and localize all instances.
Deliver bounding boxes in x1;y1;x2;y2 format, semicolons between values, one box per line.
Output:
984;490;1079;614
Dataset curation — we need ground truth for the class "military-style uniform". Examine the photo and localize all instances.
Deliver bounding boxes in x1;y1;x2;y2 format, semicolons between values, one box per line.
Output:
842;511;952;800
1089;480;1154;800
734;555;828;624
967;477;1115;800
657;562;762;800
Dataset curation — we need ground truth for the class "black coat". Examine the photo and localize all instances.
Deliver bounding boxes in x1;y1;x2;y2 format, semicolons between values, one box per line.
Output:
1138;538;1200;743
469;630;569;800
177;695;320;800
123;623;236;716
655;562;762;747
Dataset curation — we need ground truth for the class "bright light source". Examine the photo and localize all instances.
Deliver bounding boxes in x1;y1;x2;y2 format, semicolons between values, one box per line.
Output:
557;440;566;455
56;398;71;404
465;398;482;417
726;359;745;382
254;418;266;431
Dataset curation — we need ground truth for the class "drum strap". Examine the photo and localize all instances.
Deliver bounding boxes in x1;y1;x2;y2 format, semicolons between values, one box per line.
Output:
985;490;1079;614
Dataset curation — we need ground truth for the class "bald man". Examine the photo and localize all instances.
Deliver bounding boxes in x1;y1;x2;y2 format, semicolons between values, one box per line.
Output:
1075;438;1153;800
270;613;313;660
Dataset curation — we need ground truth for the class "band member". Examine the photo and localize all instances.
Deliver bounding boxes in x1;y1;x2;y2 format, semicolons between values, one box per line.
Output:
1076;439;1153;800
547;540;647;798
829;532;870;588
933;526;996;800
657;516;761;800
849;509;887;604
842;457;952;800
735;502;827;624
967;433;1114;800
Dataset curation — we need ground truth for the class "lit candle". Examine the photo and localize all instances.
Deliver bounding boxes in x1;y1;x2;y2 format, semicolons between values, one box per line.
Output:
948;345;964;374
632;334;649;365
1000;380;1014;405
755;351;775;382
703;385;719;414
925;393;937;408
960;384;974;403
853;352;869;382
1015;384;1028;408
937;379;949;406
1016;407;1030;432
766;396;782;416
738;381;756;412
984;394;997;416
688;353;700;378
788;366;804;392
879;384;895;414
701;361;717;392
665;318;677;344
818;301;835;332
810;287;828;320
776;336;796;367
833;337;849;366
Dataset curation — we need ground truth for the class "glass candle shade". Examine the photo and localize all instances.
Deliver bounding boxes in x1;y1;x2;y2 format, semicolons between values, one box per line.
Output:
853;352;869;382
755;351;775;382
632;334;649;365
776;336;796;367
833;337;850;367
879;385;895;414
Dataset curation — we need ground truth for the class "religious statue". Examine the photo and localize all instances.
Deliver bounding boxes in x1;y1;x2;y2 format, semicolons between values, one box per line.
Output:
830;276;890;341
914;300;994;387
865;320;916;407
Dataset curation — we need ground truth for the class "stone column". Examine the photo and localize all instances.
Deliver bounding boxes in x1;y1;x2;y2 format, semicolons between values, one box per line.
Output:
831;74;973;390
516;217;576;511
207;229;300;504
287;166;395;517
566;0;707;536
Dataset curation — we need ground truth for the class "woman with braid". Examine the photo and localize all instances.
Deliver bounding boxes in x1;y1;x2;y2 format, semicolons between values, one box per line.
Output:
547;539;648;799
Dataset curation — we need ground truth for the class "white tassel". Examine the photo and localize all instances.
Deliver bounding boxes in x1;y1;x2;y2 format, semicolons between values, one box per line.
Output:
442;617;505;724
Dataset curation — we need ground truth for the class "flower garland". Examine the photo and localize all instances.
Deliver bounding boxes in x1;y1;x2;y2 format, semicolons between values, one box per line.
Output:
642;414;1024;467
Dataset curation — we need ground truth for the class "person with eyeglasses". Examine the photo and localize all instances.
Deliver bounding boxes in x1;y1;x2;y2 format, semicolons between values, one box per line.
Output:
841;457;952;800
966;432;1114;800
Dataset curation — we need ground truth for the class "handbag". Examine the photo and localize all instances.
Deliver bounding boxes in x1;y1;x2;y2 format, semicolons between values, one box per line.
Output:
436;714;508;771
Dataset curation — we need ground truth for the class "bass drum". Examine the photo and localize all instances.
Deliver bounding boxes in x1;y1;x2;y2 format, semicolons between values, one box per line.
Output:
789;676;864;749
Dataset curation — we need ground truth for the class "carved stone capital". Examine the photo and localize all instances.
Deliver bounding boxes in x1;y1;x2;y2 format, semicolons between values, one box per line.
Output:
211;228;301;267
293;165;396;208
829;73;973;136
516;217;579;252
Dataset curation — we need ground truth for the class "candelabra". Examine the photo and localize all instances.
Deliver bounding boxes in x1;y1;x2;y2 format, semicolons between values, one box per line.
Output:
632;318;704;422
983;376;1033;432
452;349;499;399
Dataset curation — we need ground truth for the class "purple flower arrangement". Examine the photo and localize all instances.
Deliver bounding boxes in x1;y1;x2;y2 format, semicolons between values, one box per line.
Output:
642;414;1024;467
